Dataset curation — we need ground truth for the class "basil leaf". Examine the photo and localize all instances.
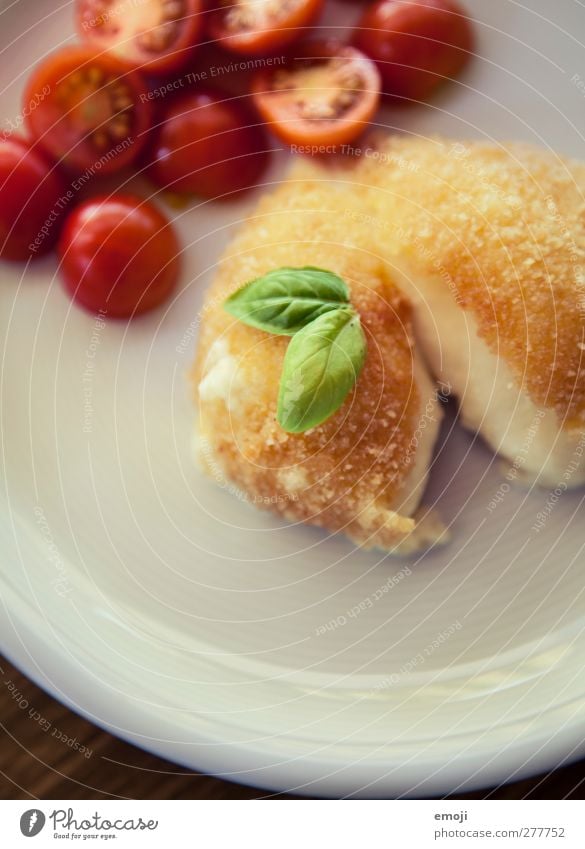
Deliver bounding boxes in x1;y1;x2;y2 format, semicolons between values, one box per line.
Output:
277;307;367;433
224;266;350;335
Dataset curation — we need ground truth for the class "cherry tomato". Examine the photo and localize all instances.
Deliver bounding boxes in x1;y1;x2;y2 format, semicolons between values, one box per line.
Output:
185;41;261;99
208;0;325;56
24;47;151;175
0;136;67;261
76;0;204;74
354;0;473;101
58;194;180;317
251;40;381;147
147;89;269;199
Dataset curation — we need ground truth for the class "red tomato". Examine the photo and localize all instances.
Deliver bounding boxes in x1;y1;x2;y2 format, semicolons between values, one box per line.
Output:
147;89;269;199
76;0;204;74
354;0;474;101
58;194;180;317
0;136;67;261
252;40;381;147
185;41;262;99
208;0;325;55
24;47;151;175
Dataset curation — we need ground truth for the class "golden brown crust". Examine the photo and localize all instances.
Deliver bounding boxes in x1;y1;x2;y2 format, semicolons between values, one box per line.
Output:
193;176;431;550
347;135;585;429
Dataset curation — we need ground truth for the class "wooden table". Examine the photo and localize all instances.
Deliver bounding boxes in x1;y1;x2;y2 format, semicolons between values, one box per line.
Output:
1;657;583;800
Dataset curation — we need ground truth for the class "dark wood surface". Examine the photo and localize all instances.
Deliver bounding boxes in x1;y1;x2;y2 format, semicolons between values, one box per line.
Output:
1;656;583;800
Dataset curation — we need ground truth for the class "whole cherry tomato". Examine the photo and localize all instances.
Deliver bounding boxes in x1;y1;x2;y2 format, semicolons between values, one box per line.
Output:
147;89;269;199
0;136;67;261
354;0;474;101
58;194;180;317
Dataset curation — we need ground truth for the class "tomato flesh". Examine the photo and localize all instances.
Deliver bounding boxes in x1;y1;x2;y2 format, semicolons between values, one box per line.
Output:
147;89;269;199
76;0;204;74
24;47;151;175
354;0;474;101
209;0;325;55
252;40;381;147
58;194;180;317
0;136;67;261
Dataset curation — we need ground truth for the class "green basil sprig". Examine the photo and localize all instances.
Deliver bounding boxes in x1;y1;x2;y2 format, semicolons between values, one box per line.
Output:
223;266;350;335
223;267;367;433
277;307;366;433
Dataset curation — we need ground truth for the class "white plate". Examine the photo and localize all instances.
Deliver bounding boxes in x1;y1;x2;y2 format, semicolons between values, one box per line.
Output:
1;0;585;798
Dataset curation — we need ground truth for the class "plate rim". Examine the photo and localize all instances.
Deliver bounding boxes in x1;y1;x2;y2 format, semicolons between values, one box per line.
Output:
2;576;585;798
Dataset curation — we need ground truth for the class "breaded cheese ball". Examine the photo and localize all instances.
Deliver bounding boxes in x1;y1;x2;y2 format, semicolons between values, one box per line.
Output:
349;135;585;487
193;173;444;552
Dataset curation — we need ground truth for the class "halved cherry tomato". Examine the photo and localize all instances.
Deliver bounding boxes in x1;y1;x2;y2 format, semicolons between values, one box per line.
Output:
24;47;151;175
251;40;381;147
146;88;269;199
76;0;204;74
353;0;474;101
208;0;325;56
0;136;67;261
58;194;180;317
